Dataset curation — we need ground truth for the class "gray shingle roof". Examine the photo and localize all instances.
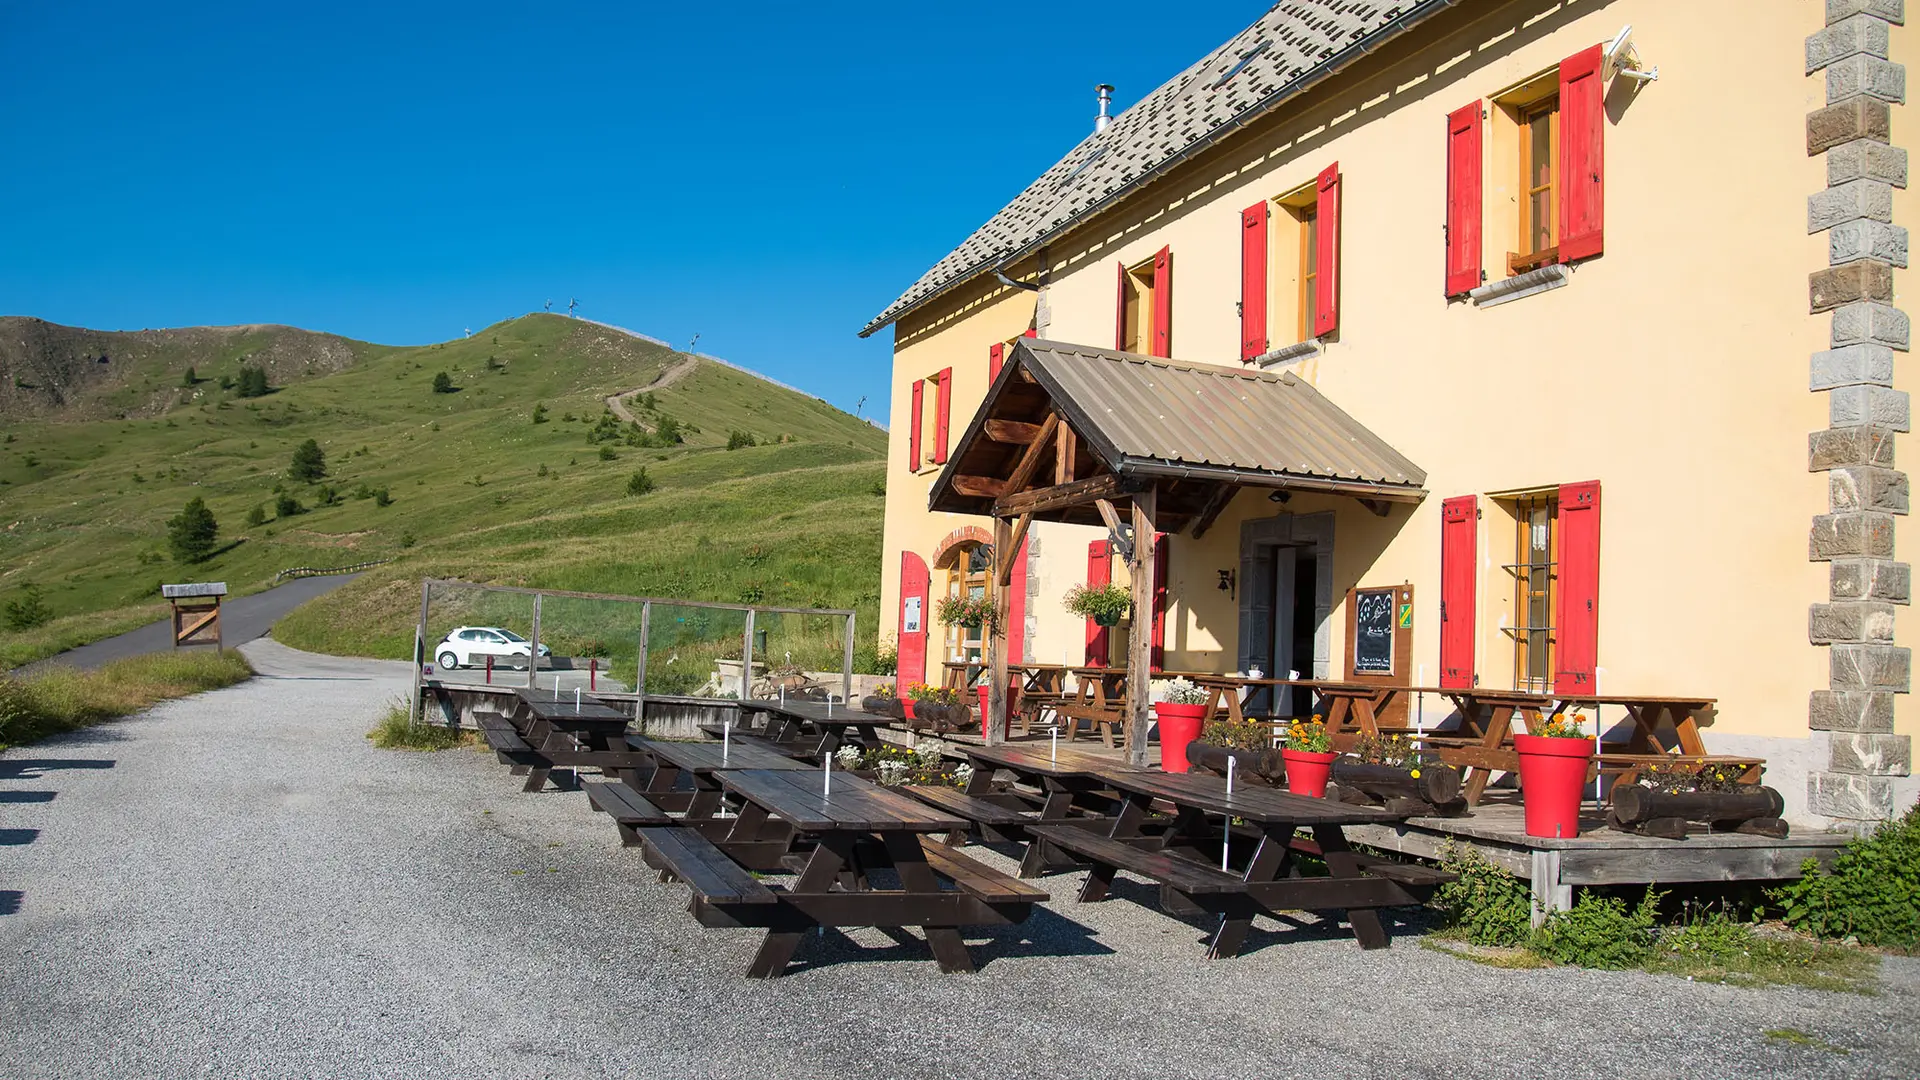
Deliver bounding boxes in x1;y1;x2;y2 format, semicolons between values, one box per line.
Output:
860;1;1446;338
1019;340;1426;490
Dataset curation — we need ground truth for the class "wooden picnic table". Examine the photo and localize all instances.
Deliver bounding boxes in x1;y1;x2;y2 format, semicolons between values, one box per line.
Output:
1031;768;1444;956
632;736;810;816
501;689;647;790
690;768;1041;977
958;743;1138;875
739;699;887;757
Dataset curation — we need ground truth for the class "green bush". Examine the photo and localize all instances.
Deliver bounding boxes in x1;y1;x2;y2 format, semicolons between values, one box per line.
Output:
367;698;472;751
598;445;617;462
727;429;756;450
373;487;392;507
289;438;327;481
244;504;267;527
1530;888;1663;969
166;497;219;563
3;584;54;632
1432;843;1534;947
431;371;454;394
1773;804;1920;950
626;469;655;496
274;493;305;518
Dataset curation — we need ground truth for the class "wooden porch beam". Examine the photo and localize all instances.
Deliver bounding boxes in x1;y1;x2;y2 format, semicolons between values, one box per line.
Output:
1188;484;1238;540
987;516;1012;746
983;419;1043;444
951;475;1008;499
1125;488;1157;767
1054;425;1077;485
993;472;1132;518
998;513;1033;586
1002;413;1060;496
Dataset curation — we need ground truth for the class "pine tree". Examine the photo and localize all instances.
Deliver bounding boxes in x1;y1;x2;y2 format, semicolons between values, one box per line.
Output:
236;365;271;398
431;371;454;394
289;438;327;482
180;366;197;387
166;498;219;563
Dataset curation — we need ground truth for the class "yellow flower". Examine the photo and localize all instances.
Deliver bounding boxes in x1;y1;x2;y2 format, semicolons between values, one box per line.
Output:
1409;769;1421;779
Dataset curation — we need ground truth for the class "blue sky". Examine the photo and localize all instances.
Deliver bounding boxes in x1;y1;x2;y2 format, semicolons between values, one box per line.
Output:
0;2;1249;417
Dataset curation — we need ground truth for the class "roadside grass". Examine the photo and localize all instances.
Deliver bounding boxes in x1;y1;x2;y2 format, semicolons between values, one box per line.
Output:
1422;918;1880;993
1;603;170;670
1;313;886;668
1764;1028;1851;1055
366;698;476;751
0;650;254;750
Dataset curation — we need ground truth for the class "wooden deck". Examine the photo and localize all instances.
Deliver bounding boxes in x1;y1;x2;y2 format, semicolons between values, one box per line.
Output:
1339;796;1854;923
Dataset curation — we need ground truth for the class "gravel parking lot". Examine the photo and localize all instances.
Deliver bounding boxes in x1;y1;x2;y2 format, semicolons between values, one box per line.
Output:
2;640;1915;1080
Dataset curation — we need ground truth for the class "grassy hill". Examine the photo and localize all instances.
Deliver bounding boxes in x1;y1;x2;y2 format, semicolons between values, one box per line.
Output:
0;313;888;668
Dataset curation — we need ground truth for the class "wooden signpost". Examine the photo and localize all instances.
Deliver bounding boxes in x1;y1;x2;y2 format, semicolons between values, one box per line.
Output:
162;582;227;652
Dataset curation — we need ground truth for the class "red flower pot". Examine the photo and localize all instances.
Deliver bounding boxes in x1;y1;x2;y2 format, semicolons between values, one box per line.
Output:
1515;733;1595;839
1153;703;1208;773
901;700;916;720
1281;749;1338;798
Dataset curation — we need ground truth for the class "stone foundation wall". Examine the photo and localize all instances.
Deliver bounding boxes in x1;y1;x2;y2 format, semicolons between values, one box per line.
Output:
1806;0;1916;826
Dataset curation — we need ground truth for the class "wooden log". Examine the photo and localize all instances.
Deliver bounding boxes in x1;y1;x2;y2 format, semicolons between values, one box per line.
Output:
1187;742;1284;782
1611;785;1784;826
1731;816;1791;839
1638;816;1693;840
1330;759;1462;806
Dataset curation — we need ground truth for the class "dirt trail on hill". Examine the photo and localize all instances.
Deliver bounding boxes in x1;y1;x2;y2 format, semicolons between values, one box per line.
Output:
603;354;699;424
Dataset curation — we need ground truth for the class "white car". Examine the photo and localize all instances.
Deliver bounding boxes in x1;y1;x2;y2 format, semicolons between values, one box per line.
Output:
435;626;552;670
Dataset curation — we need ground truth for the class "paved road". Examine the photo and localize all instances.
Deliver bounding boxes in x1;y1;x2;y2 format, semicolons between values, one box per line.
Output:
16;573;358;673
1;640;1914;1079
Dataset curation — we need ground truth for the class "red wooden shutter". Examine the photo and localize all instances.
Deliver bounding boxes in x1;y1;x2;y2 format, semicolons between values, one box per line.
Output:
1007;531;1030;664
1023;328;1038;338
1240;202;1269;361
1150;532;1170;672
1085;540;1111;666
932;367;952;464
988;342;1004;382
1553;480;1602;694
1150;246;1172;358
1438;496;1477;689
898;551;930;685
908;379;923;471
1113;261;1128;350
1558;44;1605;262
1313;162;1341;338
1444;102;1483;298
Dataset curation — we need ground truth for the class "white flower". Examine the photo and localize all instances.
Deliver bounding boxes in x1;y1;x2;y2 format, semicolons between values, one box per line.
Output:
834;745;863;768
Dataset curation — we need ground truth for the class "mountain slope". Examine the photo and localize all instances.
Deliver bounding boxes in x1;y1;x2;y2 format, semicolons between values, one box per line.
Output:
0;313;887;667
0;317;382;421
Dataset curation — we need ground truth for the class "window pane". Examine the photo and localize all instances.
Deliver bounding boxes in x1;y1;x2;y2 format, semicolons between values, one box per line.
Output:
1529;113;1552;189
1529;191;1553;252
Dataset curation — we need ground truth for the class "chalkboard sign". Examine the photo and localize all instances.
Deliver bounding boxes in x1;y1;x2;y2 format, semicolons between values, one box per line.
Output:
1352;588;1395;674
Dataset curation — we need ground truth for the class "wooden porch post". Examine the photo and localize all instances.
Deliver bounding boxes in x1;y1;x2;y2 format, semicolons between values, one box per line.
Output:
988;515;1012;745
1127;488;1157;766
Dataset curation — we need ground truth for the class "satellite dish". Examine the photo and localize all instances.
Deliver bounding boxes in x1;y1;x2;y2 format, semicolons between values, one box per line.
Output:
1603;24;1658;83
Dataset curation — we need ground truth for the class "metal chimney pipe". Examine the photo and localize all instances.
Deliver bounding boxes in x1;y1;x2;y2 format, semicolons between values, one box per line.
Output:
1095;84;1114;132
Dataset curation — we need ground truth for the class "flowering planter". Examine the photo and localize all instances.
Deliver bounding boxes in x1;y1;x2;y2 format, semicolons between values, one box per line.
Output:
862;696;901;717
1281;749;1338;798
1515;733;1595;839
1153;703;1209;773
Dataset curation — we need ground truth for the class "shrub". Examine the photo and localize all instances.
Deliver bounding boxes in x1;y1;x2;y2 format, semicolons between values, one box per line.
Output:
166;497;219;563
399;531;416;548
244;504;267;527
1197;717;1271;752
274;493;305;518
373;487;392;507
1431;843;1534;947
289;438;327;482
1773;803;1920;950
235;364;270;397
431;371;454;393
367;698;473;751
3;584;54;632
218;374;235;391
315;484;339;507
626;469;656;496
532;403;549;424
598;445;617;462
1530;888;1663;969
852;638;898;677
180;366;197;387
726;429;756;450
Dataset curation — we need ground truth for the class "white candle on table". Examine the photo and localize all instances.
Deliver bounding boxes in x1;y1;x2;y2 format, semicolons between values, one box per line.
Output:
723;719;731;764
823;751;832;797
1051;725;1058;761
1223;756;1236;870
575;687;581;712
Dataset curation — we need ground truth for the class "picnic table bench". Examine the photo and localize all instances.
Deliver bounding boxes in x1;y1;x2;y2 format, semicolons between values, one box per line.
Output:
950;744;1140;876
583;781;672;846
1032;768;1446;956
626;736;810;870
643;768;1045;977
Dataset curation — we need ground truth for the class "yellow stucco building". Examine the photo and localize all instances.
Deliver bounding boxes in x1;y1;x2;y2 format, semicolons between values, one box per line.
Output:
862;0;1917;827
